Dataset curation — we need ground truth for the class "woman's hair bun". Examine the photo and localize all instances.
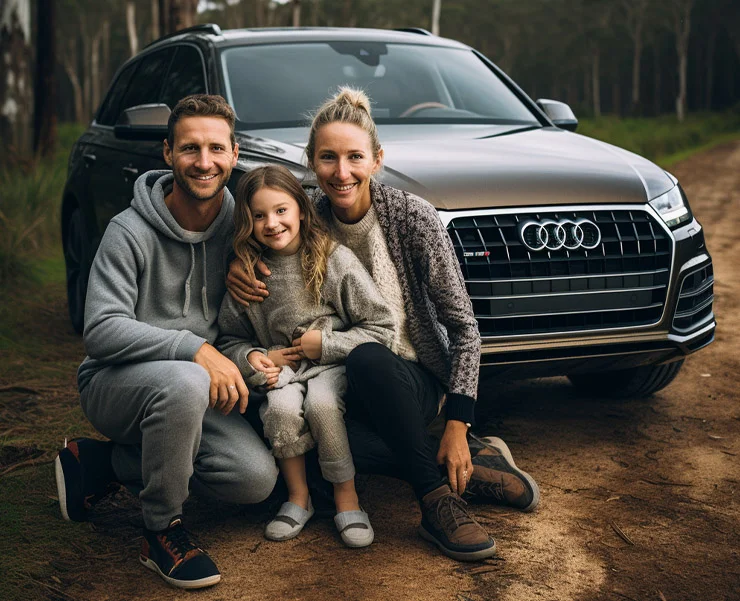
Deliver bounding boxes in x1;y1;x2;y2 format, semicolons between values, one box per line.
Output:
335;87;372;116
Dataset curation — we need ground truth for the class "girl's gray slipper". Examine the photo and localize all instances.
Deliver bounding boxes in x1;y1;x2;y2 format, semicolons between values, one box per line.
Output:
265;499;314;541
334;509;374;548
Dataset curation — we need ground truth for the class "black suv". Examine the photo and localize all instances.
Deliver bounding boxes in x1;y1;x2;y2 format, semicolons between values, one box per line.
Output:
62;24;715;398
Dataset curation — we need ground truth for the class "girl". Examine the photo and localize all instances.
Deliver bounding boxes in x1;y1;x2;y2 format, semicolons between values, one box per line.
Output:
218;165;395;548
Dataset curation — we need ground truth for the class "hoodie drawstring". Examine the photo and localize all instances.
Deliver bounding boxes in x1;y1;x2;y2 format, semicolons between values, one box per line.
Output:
182;242;209;320
201;241;209;321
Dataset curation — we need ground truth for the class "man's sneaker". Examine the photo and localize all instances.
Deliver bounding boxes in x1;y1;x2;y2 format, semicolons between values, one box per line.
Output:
465;434;540;512
140;516;221;589
54;438;119;522
419;484;496;562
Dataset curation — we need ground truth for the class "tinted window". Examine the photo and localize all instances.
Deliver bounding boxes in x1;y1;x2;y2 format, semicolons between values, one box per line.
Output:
221;43;537;128
117;48;175;118
96;62;138;126
160;45;207;109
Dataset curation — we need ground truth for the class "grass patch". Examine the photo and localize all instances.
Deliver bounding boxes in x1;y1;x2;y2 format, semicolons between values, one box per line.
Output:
0;124;85;286
578;107;740;165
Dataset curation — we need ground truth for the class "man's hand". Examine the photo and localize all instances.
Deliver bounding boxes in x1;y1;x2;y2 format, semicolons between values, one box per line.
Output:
194;343;249;415
292;330;322;361
226;258;271;306
247;351;281;388
267;346;302;371
436;420;473;496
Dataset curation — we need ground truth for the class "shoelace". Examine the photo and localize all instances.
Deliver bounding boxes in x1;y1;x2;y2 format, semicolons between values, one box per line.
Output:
437;493;476;533
160;521;200;563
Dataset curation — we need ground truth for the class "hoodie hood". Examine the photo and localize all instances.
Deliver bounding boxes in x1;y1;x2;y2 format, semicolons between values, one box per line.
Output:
132;170;234;243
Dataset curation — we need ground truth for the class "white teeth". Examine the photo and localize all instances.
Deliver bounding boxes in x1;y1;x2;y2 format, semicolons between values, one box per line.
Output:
194;175;216;180
332;183;355;191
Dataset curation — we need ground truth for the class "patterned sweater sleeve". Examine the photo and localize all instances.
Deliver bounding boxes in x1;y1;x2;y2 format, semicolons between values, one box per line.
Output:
319;246;397;364
216;294;268;387
407;195;481;423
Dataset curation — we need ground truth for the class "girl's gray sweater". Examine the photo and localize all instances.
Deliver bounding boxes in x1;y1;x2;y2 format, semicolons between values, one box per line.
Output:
218;244;395;385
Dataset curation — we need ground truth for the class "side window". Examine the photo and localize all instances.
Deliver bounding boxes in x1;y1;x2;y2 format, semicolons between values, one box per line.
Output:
116;48;175;118
96;62;138;126
160;45;207;109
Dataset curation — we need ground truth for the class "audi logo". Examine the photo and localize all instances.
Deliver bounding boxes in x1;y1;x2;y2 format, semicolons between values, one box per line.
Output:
518;218;602;251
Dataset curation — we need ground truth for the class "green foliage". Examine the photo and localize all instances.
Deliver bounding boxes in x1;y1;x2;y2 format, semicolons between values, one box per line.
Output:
578;106;740;164
0;124;85;285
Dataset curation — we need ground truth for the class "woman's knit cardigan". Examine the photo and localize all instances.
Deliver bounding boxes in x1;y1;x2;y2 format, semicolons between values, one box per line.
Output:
316;179;480;425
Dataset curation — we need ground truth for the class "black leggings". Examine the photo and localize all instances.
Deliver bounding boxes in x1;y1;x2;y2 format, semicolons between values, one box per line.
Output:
344;342;446;499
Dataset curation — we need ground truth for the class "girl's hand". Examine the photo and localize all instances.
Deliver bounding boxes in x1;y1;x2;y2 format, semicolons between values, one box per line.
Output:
268;347;302;371
436;420;473;496
226;258;271;306
292;330;322;361
247;351;281;388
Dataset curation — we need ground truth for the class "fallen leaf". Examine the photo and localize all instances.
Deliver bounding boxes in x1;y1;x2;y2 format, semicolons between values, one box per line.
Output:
700;373;711;377
708;434;723;440
606;496;621;502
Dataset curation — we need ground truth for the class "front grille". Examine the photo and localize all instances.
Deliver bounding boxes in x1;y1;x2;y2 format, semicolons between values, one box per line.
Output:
447;209;673;337
672;263;714;333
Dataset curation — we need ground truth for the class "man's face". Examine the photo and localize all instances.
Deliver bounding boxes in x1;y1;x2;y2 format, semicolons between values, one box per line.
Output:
163;116;238;203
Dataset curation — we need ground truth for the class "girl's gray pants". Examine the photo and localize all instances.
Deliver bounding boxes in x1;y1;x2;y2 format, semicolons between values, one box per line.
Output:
80;360;278;531
262;364;355;483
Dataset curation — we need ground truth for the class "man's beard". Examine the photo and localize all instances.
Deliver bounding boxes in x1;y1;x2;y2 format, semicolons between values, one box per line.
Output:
173;169;230;202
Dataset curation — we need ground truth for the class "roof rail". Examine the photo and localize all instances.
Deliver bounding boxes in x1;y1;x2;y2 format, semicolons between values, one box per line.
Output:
394;27;434;36
144;23;223;49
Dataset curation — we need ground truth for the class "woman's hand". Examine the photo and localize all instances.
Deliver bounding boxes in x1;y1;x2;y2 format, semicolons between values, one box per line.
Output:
226;258;271;306
292;330;322;361
436;420;473;496
247;351;281;388
267;347;302;371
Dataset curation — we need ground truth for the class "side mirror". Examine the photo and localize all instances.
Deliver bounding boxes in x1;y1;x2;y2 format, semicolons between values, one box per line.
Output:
114;103;171;140
536;99;578;132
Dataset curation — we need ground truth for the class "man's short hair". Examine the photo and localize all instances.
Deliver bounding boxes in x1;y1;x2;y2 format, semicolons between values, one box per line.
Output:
167;94;236;149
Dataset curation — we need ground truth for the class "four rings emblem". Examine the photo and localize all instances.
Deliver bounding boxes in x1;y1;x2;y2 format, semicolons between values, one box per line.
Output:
518;218;602;252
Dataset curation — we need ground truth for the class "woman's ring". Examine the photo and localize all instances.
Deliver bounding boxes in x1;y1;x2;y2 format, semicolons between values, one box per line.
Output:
463;469;469;481
228;385;236;390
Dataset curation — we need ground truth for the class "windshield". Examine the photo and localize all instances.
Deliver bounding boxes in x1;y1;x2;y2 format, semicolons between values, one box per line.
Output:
221;42;539;129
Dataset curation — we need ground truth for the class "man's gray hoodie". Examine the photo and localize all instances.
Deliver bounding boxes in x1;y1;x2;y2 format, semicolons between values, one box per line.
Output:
77;170;234;392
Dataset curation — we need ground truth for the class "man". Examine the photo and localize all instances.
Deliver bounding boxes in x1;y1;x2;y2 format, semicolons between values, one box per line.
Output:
54;95;278;589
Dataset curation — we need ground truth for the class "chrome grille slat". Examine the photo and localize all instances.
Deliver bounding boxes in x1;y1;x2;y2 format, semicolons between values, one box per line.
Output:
447;207;673;337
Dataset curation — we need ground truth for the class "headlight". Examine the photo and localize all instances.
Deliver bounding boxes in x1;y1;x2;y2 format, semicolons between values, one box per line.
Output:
649;185;691;228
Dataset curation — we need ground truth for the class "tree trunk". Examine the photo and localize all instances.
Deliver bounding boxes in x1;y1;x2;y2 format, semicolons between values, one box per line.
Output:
705;22;717;110
80;13;91;120
255;0;265;27
0;0;33;158
592;50;601;117
151;0;161;42
158;0;169;36
126;2;139;57
91;29;103;116
652;43;661;116
672;0;694;122
168;0;198;33
33;0;56;157
62;38;84;123
431;0;441;35
101;20;110;91
292;0;301;27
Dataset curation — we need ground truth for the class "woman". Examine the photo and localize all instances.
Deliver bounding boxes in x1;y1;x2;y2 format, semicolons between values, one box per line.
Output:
228;88;539;561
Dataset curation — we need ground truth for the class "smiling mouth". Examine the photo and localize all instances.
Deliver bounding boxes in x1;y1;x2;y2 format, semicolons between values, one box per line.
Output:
265;229;287;237
330;182;357;192
191;174;218;181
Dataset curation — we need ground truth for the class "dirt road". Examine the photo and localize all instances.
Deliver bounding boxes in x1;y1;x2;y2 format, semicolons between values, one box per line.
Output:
2;141;739;601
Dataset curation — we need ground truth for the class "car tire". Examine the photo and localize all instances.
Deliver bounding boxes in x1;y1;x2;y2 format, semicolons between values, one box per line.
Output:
568;360;685;399
63;208;89;335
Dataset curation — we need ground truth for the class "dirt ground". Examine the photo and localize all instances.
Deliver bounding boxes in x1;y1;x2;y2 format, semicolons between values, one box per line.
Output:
1;141;739;601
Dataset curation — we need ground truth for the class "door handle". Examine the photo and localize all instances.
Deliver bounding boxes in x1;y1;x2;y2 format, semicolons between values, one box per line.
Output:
82;153;96;165
122;166;139;178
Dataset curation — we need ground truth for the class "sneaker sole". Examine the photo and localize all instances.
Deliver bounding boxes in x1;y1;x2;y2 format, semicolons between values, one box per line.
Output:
418;524;496;561
471;434;540;513
140;556;221;589
54;454;72;522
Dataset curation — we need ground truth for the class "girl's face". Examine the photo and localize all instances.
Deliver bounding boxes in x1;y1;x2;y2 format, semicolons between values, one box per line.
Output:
311;122;383;224
249;187;304;255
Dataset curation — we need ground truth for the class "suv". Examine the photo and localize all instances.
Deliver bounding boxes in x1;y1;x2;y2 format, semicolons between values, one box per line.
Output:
62;24;715;398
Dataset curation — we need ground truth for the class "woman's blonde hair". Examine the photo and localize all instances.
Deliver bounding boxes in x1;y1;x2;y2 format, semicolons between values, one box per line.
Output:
305;87;382;168
233;165;334;305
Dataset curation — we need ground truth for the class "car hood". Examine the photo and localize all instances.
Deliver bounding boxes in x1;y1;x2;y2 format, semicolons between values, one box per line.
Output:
240;125;674;211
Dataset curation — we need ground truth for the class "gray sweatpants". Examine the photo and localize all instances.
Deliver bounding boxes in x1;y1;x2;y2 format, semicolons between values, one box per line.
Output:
262;364;355;483
80;360;278;531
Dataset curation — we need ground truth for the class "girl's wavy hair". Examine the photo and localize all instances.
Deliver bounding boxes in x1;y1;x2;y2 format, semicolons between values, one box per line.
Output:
233;165;334;305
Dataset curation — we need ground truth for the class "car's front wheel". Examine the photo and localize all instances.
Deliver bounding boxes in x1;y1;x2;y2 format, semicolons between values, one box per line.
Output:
568;360;685;399
63;208;89;334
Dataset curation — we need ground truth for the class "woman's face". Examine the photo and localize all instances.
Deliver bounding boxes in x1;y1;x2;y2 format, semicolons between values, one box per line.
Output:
311;122;383;224
249;187;304;255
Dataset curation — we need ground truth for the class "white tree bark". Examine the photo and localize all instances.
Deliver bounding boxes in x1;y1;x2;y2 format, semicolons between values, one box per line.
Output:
151;0;160;42
672;0;694;122
292;0;301;27
431;0;441;35
1;0;33;155
126;2;138;57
